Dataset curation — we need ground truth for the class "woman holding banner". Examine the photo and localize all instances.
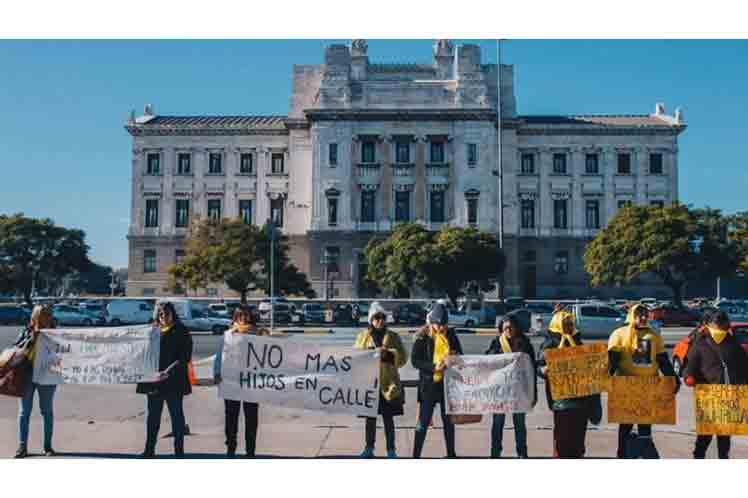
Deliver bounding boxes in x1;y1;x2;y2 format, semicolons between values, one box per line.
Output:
136;301;193;458
214;305;267;458
353;302;407;458
485;314;537;458
684;309;748;458
411;302;463;458
608;303;680;458
537;309;602;458
13;305;57;458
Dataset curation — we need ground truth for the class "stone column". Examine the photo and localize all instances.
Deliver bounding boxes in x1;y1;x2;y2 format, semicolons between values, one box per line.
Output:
350;137;359;223
538;148;552;235
255;147;269;224
379;136;392;223
223;148;237;221
131;147;143;236
414;136;426;221
670;146;679;203
162;147;174;234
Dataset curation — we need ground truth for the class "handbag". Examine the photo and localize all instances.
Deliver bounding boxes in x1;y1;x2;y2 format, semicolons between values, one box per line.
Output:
449;414;483;425
0;352;29;398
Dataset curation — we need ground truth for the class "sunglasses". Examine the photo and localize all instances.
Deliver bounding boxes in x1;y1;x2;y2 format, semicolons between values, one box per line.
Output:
372;314;385;321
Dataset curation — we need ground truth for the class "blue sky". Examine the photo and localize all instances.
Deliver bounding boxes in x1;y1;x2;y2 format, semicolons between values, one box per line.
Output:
0;39;746;269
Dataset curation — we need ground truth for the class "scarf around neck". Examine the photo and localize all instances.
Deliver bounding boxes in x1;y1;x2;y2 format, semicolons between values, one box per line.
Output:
548;311;578;348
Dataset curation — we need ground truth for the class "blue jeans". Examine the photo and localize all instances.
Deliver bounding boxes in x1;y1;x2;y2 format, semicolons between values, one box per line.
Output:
18;382;57;449
145;393;185;455
491;413;527;458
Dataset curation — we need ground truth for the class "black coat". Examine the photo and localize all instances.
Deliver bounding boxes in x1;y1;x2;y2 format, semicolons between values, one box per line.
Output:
485;334;538;406
136;322;193;396
684;333;748;385
411;326;463;402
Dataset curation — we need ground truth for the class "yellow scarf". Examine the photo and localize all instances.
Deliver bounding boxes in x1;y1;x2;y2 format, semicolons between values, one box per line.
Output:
548;311;578;348
234;323;252;334
160;324;174;335
707;325;730;344
432;327;450;382
499;333;512;354
623;304;652;353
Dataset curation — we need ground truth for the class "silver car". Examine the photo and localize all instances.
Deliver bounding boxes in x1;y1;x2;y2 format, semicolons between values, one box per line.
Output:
53;305;96;327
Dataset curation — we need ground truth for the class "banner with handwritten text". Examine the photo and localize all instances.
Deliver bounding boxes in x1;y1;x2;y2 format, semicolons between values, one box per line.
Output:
695;384;748;436
544;343;608;400
608;376;676;424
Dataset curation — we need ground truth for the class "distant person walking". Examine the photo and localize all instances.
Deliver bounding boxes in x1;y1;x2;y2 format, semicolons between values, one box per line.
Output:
608;303;680;458
485;314;537;458
214;305;267;458
684;309;748;458
353;302;407;458
136;301;193;458
14;305;58;458
411;302;463;458
537;309;602;458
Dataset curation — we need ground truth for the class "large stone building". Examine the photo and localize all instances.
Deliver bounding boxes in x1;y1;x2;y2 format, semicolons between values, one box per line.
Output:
125;39;686;299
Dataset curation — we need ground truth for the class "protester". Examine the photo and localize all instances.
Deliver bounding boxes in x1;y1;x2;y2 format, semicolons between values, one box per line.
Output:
484;314;537;458
411;301;463;458
14;305;57;458
684;309;748;458
537;309;602;458
608;303;680;458
353;301;407;458
214;305;267;458
136;301;193;458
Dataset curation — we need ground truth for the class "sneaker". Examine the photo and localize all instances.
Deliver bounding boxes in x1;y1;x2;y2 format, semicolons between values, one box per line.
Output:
360;447;375;458
226;446;236;458
44;448;56;457
14;445;27;459
139;450;155;459
386;449;397;459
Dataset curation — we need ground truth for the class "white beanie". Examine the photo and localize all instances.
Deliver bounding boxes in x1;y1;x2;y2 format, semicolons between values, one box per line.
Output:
368;301;387;325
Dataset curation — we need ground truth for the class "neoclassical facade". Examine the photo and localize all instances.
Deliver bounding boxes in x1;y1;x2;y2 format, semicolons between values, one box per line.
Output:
125;40;685;299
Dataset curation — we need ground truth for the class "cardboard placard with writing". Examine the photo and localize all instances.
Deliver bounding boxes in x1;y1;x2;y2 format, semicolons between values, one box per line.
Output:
218;334;380;417
608;376;676;425
695;384;748;436
544;343;608;400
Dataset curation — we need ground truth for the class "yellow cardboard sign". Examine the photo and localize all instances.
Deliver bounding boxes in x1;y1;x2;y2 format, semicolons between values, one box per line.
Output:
544;343;609;400
695;384;748;436
608;376;676;425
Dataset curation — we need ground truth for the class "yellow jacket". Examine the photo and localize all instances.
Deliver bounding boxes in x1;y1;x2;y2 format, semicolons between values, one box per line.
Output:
354;328;407;401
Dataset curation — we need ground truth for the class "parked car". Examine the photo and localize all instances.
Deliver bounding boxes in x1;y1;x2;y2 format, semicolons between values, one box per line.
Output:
563;303;626;339
0;305;31;325
157;298;232;334
524;302;555;314
639;297;658;306
208;303;231;317
106;299;153;325
258;298;292;320
333;303;357;325
259;303;293;325
301;303;326;324
671;322;748;377
648;305;701;327
503;297;526;312
53;304;96;327
78;302;107;324
392;303;426;326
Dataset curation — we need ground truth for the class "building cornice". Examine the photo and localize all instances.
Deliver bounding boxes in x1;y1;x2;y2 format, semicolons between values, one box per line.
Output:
125;125;289;137
304;108;498;122
517;125;686;136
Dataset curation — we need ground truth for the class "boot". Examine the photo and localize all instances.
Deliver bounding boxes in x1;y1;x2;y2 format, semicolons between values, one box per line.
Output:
360;446;375;458
14;445;27;459
227;444;237;458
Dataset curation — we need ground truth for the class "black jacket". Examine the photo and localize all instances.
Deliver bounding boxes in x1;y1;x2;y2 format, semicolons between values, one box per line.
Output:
411;326;463;401
485;334;538;406
684;333;748;385
136;321;193;396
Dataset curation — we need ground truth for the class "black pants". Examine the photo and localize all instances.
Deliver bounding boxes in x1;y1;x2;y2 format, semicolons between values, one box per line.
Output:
364;416;396;450
694;435;731;459
413;389;456;458
617;424;652;458
224;400;259;456
553;408;588;458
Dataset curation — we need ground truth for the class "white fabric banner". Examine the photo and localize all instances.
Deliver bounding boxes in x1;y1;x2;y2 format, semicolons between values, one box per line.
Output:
32;325;160;385
444;353;535;414
218;334;380;416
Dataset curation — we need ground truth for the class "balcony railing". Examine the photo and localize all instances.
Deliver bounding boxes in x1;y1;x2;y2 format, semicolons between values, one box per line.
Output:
356;163;381;179
391;163;415;177
426;163;450;177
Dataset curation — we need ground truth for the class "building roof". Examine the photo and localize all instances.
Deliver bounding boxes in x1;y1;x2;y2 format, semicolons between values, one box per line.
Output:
125;115;289;136
519;114;681;127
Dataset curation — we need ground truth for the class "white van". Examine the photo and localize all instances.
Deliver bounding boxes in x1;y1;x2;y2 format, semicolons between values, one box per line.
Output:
157;298;232;335
106;300;153;325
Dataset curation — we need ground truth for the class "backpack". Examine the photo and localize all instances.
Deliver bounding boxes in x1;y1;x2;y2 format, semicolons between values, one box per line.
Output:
624;432;660;459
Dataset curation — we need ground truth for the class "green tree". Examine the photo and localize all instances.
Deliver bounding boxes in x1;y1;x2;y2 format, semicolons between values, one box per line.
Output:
729;211;748;274
69;262;114;295
584;204;741;305
0;213;91;305
256;221;316;299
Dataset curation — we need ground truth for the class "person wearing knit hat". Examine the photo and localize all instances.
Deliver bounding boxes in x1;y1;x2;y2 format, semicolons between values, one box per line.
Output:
411;301;463;458
353;302;407;458
683;309;748;458
608;303;680;458
537;307;602;458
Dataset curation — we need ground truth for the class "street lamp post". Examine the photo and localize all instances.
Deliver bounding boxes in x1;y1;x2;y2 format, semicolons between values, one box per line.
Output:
496;39;505;301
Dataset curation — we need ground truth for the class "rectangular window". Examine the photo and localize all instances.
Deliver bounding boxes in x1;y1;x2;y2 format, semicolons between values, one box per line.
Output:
467;143;478;166
145;199;159;228
553;199;568;229
586;200;600;228
585;153;599;174
361;191;375;223
361;142;376;163
521;153;535;174
175;199;190;228
395;142;410;163
239;199;253;225
207;199;222;221
328;197;338;226
618;199;633;210
175;249;185;265
430;141;445;163
271;153;285;174
146;153;160;175
270;198;284;227
323;246;341;274
395;191;411;222
467;198;479;226
617;153;631;175
521;199;535;229
553;153;567;174
649;153;663;175
177;153;191;175
554;251;569;275
209;153;223;174
430;191;445;223
143;249;156;273
240;153;253;174
329;144;338;166
650;200;665;208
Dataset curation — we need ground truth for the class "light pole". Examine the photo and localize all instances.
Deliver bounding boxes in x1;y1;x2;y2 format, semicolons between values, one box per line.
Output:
496;39;505;301
268;213;277;334
110;271;116;297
